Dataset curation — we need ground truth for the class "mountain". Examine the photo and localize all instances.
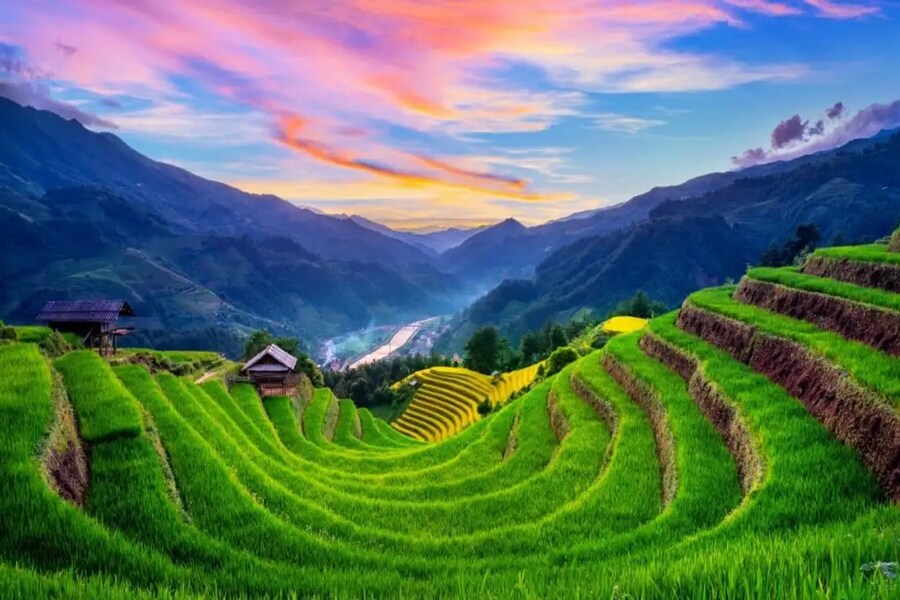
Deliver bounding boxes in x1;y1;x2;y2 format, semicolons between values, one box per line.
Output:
348;215;487;254
440;130;900;350
443;127;900;284
439;218;530;284
0;97;466;355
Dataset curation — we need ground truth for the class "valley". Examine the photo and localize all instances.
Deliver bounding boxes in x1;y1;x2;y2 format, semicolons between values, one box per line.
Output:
347;317;438;370
0;233;897;597
2;5;900;595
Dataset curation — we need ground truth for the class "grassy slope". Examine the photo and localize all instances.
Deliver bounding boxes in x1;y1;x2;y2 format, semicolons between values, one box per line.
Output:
1;242;899;598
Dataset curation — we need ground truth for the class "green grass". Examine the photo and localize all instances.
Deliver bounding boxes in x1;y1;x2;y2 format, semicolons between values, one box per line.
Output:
11;325;54;343
1;248;899;598
813;243;900;265
54;351;144;442
746;266;900;312
689;287;900;403
648;312;880;531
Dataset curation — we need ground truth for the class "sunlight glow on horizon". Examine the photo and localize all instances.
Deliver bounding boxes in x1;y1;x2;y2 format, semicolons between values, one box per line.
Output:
0;0;894;227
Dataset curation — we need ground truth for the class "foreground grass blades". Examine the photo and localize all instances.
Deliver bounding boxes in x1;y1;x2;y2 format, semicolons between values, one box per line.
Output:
1;241;899;598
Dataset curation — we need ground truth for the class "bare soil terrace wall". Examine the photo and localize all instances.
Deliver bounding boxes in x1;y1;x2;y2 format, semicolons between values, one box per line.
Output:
601;352;677;506
41;372;90;506
547;391;570;441
677;302;900;501
322;395;340;442
640;333;762;494
734;278;900;355
803;255;900;294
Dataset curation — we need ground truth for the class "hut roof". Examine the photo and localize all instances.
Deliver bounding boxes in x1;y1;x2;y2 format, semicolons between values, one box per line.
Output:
36;300;134;323
242;344;298;373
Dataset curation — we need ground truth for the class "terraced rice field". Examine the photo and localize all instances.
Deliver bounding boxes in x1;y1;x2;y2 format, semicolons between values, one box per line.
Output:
601;315;649;334
0;238;899;598
392;364;541;441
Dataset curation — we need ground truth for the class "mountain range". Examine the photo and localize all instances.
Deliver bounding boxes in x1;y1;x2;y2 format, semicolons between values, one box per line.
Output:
1;94;898;357
0;97;471;355
438;129;900;349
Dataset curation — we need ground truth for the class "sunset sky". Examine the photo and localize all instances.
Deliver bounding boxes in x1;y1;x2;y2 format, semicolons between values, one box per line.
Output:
1;1;898;229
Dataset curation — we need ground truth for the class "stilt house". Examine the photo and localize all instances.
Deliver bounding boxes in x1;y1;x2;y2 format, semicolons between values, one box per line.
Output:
241;344;300;397
36;299;134;355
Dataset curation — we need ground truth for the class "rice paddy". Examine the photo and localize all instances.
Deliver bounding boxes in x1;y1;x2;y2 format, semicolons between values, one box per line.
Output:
600;315;649;334
0;240;898;598
392;364;541;441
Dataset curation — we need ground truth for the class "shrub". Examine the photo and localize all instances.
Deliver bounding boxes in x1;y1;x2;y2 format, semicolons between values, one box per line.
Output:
546;346;578;377
0;323;18;342
38;331;73;358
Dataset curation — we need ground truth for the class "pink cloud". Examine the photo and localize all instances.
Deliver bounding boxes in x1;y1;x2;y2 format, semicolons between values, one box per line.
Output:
0;0;878;203
803;0;879;18
732;98;900;168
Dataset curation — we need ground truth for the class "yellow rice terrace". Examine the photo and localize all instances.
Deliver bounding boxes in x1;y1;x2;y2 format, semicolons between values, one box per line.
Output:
1;240;899;599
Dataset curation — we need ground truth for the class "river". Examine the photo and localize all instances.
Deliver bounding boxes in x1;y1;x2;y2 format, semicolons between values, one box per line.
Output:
348;318;433;370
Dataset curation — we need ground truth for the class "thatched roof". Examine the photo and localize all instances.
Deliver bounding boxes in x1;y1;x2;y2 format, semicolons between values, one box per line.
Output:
36;300;134;323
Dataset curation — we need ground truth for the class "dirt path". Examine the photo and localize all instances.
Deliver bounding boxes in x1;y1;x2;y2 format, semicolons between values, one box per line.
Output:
195;370;217;384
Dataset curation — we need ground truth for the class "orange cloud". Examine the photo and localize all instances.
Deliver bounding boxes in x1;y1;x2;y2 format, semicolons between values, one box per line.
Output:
275;113;555;201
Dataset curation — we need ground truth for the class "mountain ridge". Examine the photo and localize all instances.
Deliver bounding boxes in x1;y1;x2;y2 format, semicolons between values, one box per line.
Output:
438;130;900;350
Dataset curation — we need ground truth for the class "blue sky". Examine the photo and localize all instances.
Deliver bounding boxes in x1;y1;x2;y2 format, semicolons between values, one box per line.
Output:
1;0;898;229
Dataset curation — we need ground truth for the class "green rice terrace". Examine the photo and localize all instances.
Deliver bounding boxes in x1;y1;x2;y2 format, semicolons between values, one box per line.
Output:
1;238;899;599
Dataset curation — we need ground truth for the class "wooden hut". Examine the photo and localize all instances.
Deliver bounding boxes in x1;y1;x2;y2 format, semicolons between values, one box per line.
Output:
241;344;300;397
36;300;134;355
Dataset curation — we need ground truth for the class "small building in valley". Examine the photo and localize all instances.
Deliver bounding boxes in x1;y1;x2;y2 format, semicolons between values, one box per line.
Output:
36;299;135;355
241;343;300;397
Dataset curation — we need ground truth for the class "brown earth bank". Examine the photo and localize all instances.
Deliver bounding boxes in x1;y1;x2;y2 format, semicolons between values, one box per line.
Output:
569;373;619;476
41;374;90;505
677;303;900;501
601;352;677;505
890;231;900;252
502;411;520;461
145;414;189;522
323;395;340;441
803;255;900;293
352;409;363;440
640;333;762;494
735;277;900;355
547;391;570;441
570;373;618;435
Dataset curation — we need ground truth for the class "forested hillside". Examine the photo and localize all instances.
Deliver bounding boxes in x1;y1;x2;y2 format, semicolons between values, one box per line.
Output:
0;235;897;597
0;98;462;355
441;131;900;350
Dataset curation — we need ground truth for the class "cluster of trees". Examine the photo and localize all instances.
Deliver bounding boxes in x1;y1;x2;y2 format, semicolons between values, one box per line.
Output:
322;353;454;408
321;290;667;414
760;224;822;268
465;291;666;376
465;317;590;375
612;291;667;320
242;329;323;387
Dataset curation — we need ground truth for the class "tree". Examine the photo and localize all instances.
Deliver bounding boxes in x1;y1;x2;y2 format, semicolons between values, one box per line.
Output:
242;329;274;360
546;323;568;352
520;331;543;365
546;346;578;376
464;326;502;374
349;378;370;406
614;291;666;319
297;355;324;387
760;224;822;267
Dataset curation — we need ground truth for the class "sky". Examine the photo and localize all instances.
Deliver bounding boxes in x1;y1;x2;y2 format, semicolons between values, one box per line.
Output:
1;1;899;230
